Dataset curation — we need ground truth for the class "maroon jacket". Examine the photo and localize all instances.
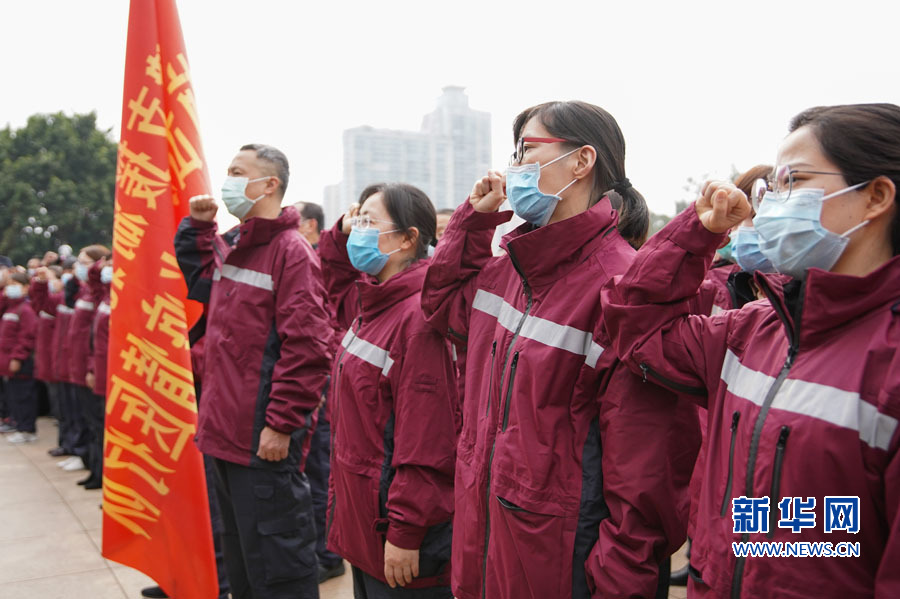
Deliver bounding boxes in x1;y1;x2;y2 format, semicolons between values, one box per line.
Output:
174;206;333;469
422;199;699;599
66;280;100;388
29;279;76;384
0;297;37;378
86;264;111;397
318;235;458;587
603;206;900;598
28;279;61;382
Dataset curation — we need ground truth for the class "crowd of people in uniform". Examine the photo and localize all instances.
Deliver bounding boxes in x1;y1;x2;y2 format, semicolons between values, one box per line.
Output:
2;100;899;599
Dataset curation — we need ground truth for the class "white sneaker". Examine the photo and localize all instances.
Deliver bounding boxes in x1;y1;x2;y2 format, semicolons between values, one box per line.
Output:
0;423;16;433
61;456;86;471
57;456;79;468
7;432;25;443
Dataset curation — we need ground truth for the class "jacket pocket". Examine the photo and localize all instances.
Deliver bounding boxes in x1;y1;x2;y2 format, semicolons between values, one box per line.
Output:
720;411;741;517
485;340;497;418
500;352;519;431
767;425;791;538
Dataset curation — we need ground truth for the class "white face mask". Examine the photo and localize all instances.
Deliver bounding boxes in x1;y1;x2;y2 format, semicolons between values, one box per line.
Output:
101;266;114;285
4;285;24;300
221;176;269;219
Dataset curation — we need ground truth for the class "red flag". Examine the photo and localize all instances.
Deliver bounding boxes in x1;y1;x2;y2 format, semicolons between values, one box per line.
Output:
102;1;216;596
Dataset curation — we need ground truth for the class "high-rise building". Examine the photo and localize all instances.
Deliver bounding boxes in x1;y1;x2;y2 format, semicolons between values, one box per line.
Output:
324;86;491;223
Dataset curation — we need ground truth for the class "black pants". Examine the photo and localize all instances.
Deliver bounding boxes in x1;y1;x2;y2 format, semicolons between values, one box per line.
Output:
60;383;88;455
203;454;232;598
213;458;319;599
351;566;453;599
76;385;104;481
6;377;37;433
306;404;342;569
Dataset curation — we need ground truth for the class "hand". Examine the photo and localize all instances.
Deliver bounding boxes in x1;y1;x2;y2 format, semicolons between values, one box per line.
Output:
256;426;290;461
341;203;361;235
695;180;751;234
35;266;51;281
469;170;506;213
383;540;419;588
85;372;96;389
9;359;21;374
189;194;218;222
42;251;58;266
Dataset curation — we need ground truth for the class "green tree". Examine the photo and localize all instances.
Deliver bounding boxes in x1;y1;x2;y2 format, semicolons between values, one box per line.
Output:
0;112;116;264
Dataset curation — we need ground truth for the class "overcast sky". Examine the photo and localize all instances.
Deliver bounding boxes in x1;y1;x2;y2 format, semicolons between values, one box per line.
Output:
2;0;898;230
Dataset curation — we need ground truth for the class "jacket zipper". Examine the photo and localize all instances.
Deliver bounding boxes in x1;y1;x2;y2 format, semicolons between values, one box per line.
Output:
766;426;791;538
325;316;361;541
484;341;497;418
482;246;532;599
731;278;803;599
720;411;741;516
500;352;519;431
639;362;707;396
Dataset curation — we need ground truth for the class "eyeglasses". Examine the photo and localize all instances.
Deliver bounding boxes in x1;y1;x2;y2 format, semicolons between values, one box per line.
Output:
750;164;847;211
349;215;397;230
509;136;571;166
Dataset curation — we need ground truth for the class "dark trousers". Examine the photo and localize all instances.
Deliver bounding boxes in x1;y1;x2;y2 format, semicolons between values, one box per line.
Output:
6;378;37;433
306;404;342;568
60;383;88;455
45;382;63;446
203;454;232;598
351;566;453;599
76;385;104;481
213;458;319;599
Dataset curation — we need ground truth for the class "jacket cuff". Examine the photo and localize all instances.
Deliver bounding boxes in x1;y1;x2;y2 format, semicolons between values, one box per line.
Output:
386;519;428;550
189;217;217;230
666;203;728;256
456;200;513;231
264;413;303;436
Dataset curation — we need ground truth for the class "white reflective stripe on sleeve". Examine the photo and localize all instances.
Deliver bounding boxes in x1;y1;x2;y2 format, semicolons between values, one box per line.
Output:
2;313;20;322
342;332;394;376
218;264;274;291
711;304;726;316
472;289;604;368
213;269;221;281
451;344;458;362
97;303;111;315
75;299;95;311
721;349;898;451
56;305;74;315
39;311;55;320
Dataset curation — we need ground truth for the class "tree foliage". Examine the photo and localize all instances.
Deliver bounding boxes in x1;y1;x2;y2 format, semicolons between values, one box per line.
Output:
0;112;116;264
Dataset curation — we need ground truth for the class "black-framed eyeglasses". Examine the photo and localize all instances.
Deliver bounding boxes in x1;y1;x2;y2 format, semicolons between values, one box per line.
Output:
509;136;570;166
750;164;847;211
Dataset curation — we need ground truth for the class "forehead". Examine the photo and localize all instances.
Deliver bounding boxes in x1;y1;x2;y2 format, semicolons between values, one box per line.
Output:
228;150;259;172
776;126;831;169
519;115;552;139
359;192;388;217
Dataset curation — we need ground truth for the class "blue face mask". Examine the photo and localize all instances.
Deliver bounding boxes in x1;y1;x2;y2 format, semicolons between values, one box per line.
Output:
61;273;73;285
74;263;89;282
101;266;113;285
753;183;869;279
505;148;579;226
347;227;400;275
732;226;776;273
221;176;268;220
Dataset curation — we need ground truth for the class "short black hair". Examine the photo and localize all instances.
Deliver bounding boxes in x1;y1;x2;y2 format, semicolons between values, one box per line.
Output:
359;183;437;259
295;202;325;233
240;144;290;197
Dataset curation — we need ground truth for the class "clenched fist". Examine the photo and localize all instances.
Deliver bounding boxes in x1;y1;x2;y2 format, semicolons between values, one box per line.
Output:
695;181;751;234
189;194;218;222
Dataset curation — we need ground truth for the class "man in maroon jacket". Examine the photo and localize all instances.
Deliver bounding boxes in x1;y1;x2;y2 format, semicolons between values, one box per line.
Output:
175;144;333;599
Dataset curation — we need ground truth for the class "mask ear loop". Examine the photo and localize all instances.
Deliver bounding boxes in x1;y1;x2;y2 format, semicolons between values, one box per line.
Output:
839;219;869;239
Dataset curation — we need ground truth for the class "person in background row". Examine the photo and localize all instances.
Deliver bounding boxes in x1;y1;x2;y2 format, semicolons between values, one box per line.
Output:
295;201;325;249
319;182;458;598
435;209;454;242
81;257;112;489
66;245;109;488
31;266;67;456
175;143;333;599
0;255;13;433
292;198;347;584
422;100;698;599
1;272;38;443
603;103;900;597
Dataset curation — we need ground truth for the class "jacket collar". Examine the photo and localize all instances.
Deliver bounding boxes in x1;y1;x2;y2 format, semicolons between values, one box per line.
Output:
227;206;301;249
757;255;900;348
356;259;429;322
501;196;618;288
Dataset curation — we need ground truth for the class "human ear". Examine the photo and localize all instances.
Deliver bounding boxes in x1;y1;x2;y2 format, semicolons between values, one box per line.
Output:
864;176;896;222
573;145;597;179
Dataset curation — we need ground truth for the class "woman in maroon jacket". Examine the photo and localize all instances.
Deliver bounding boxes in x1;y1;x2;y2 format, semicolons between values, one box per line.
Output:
319;183;458;598
421;101;698;599
603;103;900;598
81;257;111;489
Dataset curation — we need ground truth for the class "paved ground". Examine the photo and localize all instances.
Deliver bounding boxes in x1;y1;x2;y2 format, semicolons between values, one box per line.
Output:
0;417;686;598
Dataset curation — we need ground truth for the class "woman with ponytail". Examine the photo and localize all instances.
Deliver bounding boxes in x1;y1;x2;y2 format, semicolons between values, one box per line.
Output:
421;101;698;599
